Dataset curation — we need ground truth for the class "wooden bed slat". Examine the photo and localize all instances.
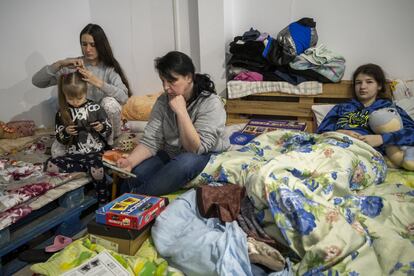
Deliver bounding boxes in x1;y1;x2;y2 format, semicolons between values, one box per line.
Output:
226;100;313;117
225;80;354;133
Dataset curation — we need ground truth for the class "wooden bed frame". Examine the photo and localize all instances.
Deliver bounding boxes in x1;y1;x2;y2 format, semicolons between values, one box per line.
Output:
226;80;354;133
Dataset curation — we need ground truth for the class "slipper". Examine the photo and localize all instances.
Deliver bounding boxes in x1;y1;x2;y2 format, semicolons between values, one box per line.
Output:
45;235;72;253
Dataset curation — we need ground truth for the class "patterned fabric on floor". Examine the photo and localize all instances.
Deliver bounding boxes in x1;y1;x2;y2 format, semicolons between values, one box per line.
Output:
31;236;184;276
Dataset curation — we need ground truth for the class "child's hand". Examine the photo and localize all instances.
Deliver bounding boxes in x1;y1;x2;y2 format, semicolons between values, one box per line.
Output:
360;134;383;147
90;121;103;132
337;129;363;140
65;125;78;136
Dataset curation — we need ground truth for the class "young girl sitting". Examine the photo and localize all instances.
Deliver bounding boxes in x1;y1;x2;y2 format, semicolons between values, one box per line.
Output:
317;63;414;151
45;71;112;203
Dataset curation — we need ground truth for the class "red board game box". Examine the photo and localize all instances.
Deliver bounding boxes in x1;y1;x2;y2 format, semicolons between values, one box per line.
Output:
96;193;167;230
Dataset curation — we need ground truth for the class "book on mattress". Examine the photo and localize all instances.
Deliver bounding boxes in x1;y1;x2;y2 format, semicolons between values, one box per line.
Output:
102;161;136;178
230;119;306;145
102;150;136;178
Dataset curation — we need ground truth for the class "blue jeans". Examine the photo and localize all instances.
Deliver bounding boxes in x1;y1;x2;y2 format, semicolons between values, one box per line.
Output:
121;151;211;196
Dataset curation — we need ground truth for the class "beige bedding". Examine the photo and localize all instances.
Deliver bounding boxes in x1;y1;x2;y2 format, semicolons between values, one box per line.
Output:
0;128;54;156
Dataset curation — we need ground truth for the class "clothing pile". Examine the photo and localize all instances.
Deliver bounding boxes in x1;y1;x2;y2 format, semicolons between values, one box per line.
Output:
152;185;297;275
228;18;346;85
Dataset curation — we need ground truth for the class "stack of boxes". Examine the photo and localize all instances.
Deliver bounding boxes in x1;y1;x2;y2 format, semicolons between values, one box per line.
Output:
87;193;168;255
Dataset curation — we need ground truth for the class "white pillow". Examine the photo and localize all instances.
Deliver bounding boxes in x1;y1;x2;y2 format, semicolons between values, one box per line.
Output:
407;80;414;95
395;98;414;120
124;120;148;133
390;79;413;101
311;104;335;127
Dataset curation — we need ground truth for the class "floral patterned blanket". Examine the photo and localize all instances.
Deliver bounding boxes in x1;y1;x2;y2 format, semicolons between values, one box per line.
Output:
190;130;414;275
0;131;90;231
31;237;184;276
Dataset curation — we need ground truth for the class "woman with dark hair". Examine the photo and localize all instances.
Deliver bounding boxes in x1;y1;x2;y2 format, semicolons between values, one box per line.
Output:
318;63;414;149
116;51;229;196
32;23;130;153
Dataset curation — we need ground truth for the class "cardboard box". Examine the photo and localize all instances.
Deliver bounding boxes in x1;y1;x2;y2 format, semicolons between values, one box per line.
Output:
88;220;151;255
96;193;167;230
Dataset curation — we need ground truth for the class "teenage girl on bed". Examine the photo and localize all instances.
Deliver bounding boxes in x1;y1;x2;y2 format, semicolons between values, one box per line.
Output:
116;51;230;196
317;63;414;150
45;71;112;204
32;23;130;152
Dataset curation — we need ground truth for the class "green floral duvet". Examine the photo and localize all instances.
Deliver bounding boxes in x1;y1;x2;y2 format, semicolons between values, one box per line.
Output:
31;237;184;276
190;130;414;275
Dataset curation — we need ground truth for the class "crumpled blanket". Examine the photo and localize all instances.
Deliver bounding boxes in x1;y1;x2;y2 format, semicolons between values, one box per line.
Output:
226;80;322;99
152;189;252;276
189;130;414;275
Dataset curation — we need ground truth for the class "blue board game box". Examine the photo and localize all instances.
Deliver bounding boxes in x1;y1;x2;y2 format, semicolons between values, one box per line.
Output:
96;193;167;230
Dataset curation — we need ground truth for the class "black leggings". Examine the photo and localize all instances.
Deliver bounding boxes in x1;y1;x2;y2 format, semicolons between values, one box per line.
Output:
45;152;109;204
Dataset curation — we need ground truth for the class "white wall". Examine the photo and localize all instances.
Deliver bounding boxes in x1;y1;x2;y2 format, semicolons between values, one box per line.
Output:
89;0;176;95
0;0;90;127
172;0;201;71
0;0;175;127
198;0;227;96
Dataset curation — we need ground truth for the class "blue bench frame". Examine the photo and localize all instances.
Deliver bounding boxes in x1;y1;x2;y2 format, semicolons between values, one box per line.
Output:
0;187;97;275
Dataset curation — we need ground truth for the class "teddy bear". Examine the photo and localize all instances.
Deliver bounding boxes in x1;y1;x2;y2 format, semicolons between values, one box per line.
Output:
368;107;414;170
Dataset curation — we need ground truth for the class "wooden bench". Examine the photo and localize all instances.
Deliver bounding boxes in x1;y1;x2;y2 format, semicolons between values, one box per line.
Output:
226;80;354;133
